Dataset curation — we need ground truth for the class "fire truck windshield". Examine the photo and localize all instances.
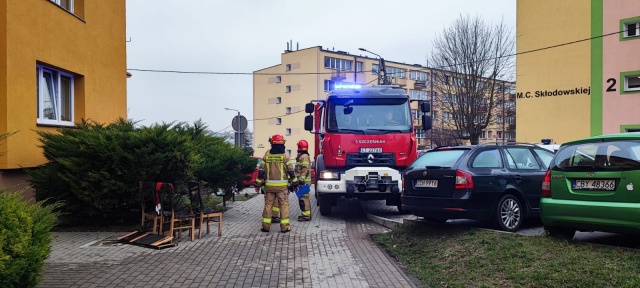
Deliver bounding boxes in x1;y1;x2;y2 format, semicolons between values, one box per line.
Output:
326;98;412;134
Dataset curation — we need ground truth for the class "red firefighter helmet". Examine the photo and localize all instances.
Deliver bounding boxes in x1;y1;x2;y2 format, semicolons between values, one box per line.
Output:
269;134;285;145
297;140;309;151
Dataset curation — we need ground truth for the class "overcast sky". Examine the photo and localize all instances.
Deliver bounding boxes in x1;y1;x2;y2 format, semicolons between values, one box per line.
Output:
125;0;516;134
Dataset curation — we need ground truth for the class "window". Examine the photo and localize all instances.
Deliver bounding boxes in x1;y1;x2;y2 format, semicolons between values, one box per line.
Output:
472;149;503;168
356;61;363;72
415;129;426;139
286;107;292;114
286;128;292;136
533;148;555;169
276;97;282;104
412;109;421;120
372;64;379;75
324;57;352;71
387;67;405;78
276;118;282;125
286;149;292;156
504;148;540;170
487;131;493;138
481;131;486;139
410;70;428;81
36;64;74;126
443;112;451;121
409;90;428;100
497;131;503;139
285;64;291;71
443;75;450;85
624;73;640;92
324;80;335;91
275;76;281;83
622;17;640;39
50;0;73;12
432;111;438;121
285;85;291;93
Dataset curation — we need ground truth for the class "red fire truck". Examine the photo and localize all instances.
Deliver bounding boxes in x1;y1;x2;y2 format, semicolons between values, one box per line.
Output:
303;84;430;215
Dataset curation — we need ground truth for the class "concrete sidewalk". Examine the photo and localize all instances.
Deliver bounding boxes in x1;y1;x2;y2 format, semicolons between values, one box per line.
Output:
40;189;419;288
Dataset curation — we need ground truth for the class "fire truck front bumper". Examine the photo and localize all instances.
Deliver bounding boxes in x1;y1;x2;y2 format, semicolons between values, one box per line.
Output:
316;167;402;194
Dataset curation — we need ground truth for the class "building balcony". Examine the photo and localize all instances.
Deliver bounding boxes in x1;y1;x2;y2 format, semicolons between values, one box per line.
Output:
414;80;427;90
390;77;406;87
331;69;347;80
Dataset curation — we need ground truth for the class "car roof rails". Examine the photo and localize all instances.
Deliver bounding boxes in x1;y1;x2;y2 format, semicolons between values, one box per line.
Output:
477;142;539;148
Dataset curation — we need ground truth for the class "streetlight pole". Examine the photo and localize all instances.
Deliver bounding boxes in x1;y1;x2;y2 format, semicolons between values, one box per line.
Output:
358;48;390;85
225;108;243;148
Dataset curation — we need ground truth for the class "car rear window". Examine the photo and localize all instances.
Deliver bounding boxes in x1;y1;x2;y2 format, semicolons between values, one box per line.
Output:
409;149;467;169
553;140;640;171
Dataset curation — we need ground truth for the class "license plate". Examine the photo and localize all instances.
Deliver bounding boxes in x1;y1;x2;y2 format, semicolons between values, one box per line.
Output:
360;147;382;153
572;179;616;191
416;179;438;188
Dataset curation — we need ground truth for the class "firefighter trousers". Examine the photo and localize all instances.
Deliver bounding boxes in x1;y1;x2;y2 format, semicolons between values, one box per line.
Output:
271;196;280;218
262;188;290;232
298;193;311;220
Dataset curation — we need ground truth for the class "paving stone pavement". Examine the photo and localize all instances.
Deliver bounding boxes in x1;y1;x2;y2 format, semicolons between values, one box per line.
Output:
40;188;419;288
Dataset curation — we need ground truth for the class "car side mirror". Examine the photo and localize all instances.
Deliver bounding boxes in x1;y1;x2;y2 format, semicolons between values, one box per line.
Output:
304;115;314;131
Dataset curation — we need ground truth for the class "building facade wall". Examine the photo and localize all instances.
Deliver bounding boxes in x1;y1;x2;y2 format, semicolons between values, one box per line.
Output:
602;0;640;133
516;0;640;144
516;0;592;144
1;0;127;170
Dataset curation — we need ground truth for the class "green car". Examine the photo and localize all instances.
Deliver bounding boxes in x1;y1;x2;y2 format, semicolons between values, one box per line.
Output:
540;132;640;239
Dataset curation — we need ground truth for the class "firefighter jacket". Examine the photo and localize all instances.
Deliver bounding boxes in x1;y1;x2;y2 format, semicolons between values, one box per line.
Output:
257;151;296;187
295;153;311;184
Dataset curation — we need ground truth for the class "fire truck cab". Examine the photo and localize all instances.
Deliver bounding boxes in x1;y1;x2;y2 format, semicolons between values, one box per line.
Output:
304;84;430;215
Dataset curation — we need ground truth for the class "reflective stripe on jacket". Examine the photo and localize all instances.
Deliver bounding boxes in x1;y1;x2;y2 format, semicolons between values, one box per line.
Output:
259;151;295;186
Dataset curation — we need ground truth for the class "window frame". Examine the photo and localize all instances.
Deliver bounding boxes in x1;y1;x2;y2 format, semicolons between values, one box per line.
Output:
36;64;75;127
50;0;74;13
276;97;282;104
620;70;640;94
620;16;640;40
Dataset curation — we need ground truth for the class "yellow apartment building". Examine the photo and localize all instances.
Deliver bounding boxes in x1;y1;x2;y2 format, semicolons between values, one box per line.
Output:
253;45;516;157
516;0;640;144
0;0;128;198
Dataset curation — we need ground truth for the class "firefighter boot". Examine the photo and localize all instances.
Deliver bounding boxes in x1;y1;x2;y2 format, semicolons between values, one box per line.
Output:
297;216;310;222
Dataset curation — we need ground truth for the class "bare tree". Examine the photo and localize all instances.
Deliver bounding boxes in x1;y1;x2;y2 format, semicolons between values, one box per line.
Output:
429;14;514;145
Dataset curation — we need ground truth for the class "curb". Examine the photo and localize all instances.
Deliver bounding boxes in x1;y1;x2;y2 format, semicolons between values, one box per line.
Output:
364;212;405;230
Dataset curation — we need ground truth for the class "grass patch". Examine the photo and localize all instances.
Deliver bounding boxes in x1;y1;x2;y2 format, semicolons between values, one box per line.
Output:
372;223;640;288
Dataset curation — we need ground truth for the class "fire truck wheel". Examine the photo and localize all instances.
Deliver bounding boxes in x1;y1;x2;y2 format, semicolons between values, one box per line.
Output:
319;194;332;216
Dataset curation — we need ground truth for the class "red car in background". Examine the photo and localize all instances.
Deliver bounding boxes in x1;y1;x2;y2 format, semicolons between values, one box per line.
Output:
243;156;262;188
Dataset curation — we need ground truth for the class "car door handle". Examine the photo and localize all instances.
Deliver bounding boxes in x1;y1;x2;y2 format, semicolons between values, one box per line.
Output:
513;175;523;180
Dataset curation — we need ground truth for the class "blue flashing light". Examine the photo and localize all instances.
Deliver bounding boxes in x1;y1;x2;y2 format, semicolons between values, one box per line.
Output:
335;84;362;89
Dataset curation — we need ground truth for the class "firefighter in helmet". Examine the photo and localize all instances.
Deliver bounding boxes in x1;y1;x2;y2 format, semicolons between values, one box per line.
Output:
255;134;296;233
295;139;312;221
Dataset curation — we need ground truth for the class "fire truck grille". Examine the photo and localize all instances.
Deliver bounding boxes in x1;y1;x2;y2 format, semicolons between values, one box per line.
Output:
346;153;395;166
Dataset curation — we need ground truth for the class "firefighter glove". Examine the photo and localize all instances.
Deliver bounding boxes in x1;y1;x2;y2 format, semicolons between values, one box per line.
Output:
255;179;263;187
288;183;297;193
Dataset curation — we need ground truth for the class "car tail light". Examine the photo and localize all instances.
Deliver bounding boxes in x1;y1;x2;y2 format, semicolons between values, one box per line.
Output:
541;170;551;197
455;170;474;189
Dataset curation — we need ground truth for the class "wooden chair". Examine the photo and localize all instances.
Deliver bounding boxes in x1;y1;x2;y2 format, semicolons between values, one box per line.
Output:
188;181;223;239
157;182;196;241
139;181;161;234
